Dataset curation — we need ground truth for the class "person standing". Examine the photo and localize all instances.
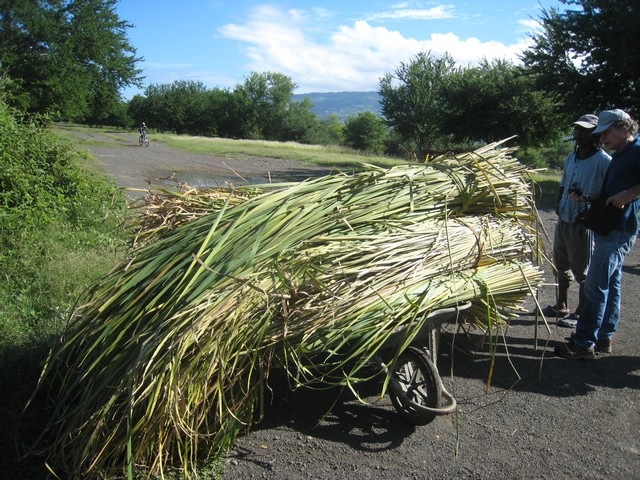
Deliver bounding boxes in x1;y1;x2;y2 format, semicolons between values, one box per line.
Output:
556;109;640;359
543;114;611;327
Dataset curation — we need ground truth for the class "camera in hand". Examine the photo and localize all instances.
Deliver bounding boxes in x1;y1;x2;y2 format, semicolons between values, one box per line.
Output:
568;182;582;196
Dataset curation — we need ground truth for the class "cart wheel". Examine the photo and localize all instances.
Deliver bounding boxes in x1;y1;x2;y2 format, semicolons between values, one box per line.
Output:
388;345;442;425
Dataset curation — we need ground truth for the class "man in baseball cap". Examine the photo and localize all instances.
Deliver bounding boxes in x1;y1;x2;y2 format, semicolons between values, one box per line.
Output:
556;108;640;359
573;114;599;129
592;109;631;134
544;114;610;326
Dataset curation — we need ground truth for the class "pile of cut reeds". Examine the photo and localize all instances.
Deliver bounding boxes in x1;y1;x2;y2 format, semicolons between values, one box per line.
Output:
127;181;267;248
31;141;544;479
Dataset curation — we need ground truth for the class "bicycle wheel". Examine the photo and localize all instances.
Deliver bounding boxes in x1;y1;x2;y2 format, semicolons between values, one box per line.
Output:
388;345;442;425
138;135;143;146
144;137;149;147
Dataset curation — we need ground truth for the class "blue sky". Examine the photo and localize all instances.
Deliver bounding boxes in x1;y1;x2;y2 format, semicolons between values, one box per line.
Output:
116;1;567;98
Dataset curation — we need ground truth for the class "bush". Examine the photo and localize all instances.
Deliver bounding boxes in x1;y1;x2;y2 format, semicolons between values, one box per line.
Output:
0;99;128;352
517;136;572;169
0;97;130;479
344;111;387;154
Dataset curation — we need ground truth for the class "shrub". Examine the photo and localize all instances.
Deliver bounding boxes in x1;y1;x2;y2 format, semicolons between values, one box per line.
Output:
0;99;128;351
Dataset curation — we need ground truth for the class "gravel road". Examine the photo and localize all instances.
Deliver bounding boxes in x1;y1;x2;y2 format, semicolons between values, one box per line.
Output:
79;129;334;198
79;129;640;480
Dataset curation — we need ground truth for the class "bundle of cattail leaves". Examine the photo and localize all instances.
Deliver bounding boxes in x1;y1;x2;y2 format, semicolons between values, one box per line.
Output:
31;141;544;479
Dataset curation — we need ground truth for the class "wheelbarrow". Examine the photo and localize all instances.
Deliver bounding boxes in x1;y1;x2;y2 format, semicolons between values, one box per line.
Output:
374;302;471;425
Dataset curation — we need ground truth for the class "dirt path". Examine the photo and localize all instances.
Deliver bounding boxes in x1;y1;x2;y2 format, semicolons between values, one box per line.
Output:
73;128;334;198
78;130;640;480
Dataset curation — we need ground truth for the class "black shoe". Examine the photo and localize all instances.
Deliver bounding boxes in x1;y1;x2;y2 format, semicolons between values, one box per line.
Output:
542;304;570;317
555;340;595;360
595;339;612;353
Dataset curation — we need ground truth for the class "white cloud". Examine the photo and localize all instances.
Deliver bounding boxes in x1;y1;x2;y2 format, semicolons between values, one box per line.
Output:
368;5;455;21
218;5;534;93
517;17;542;35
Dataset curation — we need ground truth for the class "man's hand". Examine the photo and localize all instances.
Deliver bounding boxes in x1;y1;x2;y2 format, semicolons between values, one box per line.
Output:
606;184;640;209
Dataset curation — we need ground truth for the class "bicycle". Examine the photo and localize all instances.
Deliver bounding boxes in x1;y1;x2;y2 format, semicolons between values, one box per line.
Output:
138;132;149;147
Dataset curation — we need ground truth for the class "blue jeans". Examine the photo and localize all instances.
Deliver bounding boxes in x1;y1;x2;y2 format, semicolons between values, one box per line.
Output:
574;229;637;348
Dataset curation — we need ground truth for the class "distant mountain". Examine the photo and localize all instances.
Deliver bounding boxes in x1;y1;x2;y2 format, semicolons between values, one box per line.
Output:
293;91;382;120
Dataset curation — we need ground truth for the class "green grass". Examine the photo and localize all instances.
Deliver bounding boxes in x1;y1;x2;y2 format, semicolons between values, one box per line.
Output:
530;170;561;211
0;222;128;479
154;133;406;169
54;123;408;169
0;111;132;479
53;123;132;148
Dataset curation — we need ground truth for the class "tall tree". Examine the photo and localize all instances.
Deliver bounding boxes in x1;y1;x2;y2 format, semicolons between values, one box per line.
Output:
344;111;387;154
521;0;640;116
443;59;565;148
141;80;211;135
233;72;313;140
0;0;142;119
379;52;456;160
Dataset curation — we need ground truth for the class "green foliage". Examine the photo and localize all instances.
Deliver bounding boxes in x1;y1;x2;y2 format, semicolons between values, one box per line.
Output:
320;114;347;145
379;51;457;158
232;71;296;140
0;0;142;120
228;72;322;142
129;74;320;143
0;98;128;348
530;171;562;211
378;53;568;159
0;96;129;478
518;136;573;170
137;80;216;135
0;109;111;230
344;111;387;154
522;0;640;116
443;59;567;147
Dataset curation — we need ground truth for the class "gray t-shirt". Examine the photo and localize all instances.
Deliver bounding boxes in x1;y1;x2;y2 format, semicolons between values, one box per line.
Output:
558;149;611;223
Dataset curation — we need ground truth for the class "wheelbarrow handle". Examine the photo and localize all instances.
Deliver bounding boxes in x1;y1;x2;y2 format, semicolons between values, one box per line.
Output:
383;301;472;351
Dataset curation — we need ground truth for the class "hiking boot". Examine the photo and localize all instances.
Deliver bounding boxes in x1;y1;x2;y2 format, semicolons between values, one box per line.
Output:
555;340;595;360
595;339;612;354
542;304;570;317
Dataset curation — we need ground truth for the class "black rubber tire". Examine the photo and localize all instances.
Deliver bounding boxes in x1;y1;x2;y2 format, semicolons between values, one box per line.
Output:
388;345;442;425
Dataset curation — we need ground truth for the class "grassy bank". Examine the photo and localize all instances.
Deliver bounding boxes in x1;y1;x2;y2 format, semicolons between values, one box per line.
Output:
1;112;130;479
154;133;404;169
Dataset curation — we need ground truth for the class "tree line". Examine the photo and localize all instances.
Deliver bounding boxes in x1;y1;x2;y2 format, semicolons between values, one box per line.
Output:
1;0;638;164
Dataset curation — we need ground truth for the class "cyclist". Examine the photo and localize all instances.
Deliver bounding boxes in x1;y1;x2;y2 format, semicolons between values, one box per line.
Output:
139;122;148;141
